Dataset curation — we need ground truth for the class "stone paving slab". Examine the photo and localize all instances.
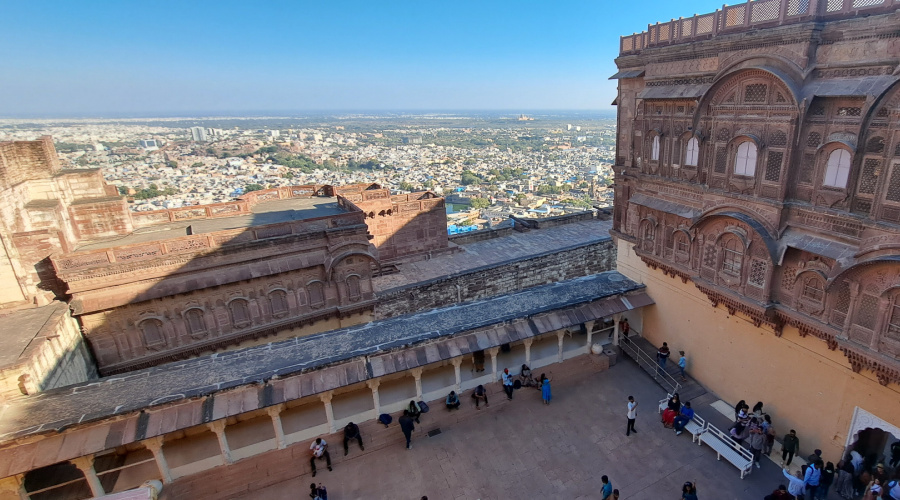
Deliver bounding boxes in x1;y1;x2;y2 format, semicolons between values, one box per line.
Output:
214;358;788;500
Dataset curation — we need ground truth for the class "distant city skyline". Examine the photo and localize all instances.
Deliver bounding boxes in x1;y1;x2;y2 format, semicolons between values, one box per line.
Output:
0;1;725;117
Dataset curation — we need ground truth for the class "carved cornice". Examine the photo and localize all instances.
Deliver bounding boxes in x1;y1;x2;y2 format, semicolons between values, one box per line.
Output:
691;278;777;328
609;229;638;244
773;307;839;349
837;339;900;387
636;250;692;284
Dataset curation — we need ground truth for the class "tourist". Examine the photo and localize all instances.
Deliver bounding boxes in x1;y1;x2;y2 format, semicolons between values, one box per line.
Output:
763;415;776;456
730;421;749;446
734;399;748;420
784;466;808;498
673;401;695;436
807;449;823;465
804;460;822;499
885;479;900;500
309;482;328;500
681;481;698;500
612;489;620;500
601;475;613;500
678;351;687;381
862;478;882;500
471;384;489;409
519;364;535;387
752;401;765;418
540;372;553;405
445;390;461;410
309;437;332;477
764;485;796;500
748;424;766;469
818;462;835;500
501;368;514;400
408;400;422;423
656;342;670;376
399;409;415;450
619;318;630;338
473;350;485;372
782;429;800;466
342;422;364;456
662;393;680;428
833;460;855;500
626;395;638;436
890;441;900;468
873;463;889;486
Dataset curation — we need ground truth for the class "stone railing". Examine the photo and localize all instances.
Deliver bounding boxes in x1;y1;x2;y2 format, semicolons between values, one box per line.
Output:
130;185;325;228
620;0;900;55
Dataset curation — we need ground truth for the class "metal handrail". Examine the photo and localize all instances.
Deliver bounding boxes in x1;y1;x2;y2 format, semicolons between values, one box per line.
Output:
619;336;682;394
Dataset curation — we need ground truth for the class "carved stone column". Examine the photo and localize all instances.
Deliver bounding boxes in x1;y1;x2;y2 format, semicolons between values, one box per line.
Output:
522;338;534;364
144;436;173;484
557;330;566;362
410;367;424;400
71;455;104;498
208;420;233;464
320;391;335;433
451;358;462;389
267;404;287;449
585;320;596;348
487;347;500;381
613;313;622;346
367;379;381;415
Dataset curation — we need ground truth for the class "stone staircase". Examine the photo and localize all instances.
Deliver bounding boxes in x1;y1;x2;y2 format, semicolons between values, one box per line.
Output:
618;335;709;403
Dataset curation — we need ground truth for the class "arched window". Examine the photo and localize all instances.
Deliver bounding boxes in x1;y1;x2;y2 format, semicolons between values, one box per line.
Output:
184;309;207;336
721;237;743;276
734;142;757;176
347;275;362;302
685;137;699;166
139;319;166;348
823;149;852;188
229;299;251;328
801;276;824;303
308;281;326;308
887;296;900;341
651;136;660;161
640;220;655;252
269;290;289;317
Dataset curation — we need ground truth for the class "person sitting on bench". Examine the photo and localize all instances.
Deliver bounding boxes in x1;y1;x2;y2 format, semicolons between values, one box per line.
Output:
673;402;695;436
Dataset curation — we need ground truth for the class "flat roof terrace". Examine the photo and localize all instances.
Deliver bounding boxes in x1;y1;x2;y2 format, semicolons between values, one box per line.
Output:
75;197;347;252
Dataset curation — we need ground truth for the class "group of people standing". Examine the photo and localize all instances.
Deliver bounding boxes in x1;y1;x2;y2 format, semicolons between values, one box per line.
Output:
656;341;688;381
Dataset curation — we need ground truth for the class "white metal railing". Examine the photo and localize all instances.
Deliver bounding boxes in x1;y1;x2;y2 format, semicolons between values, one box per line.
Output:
619;336;682;394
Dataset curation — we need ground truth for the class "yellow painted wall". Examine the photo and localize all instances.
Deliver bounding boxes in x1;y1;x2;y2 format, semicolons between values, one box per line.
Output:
616;238;900;461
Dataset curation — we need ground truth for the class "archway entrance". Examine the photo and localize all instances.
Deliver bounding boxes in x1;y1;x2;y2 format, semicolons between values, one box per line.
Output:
844;407;900;471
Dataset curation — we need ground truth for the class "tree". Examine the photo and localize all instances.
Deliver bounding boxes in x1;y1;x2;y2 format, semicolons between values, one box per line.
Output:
118;186;129;196
514;193;528;206
399;181;415;192
245;183;264;193
166;160;178;168
470;197;490;209
460;170;480;185
191;162;204;168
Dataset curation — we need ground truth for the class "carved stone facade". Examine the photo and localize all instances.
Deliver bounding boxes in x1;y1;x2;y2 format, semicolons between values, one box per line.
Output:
0;139;460;375
613;5;900;387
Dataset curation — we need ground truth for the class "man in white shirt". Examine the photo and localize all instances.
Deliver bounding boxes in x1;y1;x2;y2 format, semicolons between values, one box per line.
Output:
309;437;332;477
502;368;514;400
626;396;638;436
783;466;806;498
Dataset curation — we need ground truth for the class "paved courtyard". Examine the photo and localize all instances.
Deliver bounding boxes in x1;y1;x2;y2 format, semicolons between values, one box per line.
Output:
167;356;795;500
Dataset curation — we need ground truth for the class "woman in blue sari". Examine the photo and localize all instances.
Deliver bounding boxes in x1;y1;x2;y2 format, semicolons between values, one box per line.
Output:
540;372;553;404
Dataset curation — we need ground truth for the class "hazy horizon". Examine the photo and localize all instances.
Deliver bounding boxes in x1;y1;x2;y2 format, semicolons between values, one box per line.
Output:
0;1;727;116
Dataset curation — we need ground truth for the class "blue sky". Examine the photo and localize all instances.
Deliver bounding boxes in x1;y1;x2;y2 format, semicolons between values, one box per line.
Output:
0;1;724;116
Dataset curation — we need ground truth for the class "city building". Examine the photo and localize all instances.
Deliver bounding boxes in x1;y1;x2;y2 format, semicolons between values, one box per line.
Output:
190;127;207;142
0;137;628;498
611;0;900;463
139;139;158;151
